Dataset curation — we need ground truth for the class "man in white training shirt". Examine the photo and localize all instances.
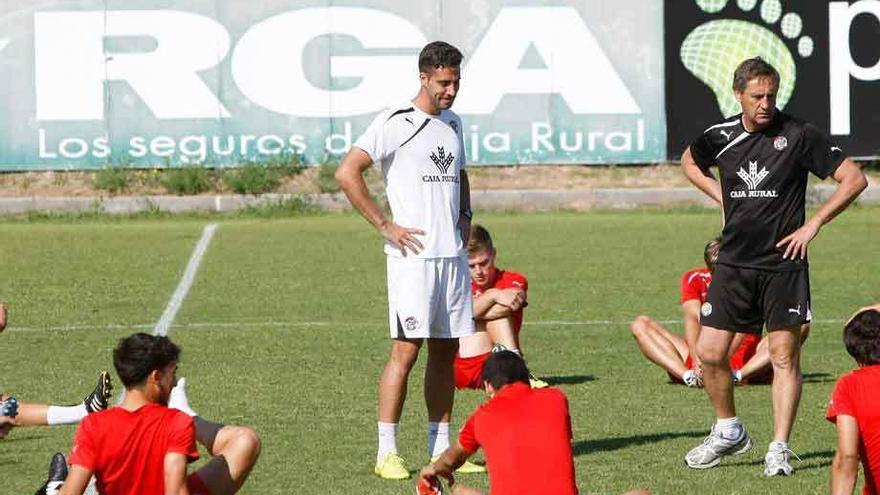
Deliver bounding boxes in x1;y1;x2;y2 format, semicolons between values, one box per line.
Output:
336;41;483;480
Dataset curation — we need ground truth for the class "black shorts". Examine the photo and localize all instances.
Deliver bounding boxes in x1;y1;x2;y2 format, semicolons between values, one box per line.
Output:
700;264;811;334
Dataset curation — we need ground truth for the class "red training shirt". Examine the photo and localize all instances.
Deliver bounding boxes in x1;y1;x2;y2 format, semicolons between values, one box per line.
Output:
69;403;199;495
472;270;528;348
459;382;577;495
827;365;880;495
680;267;712;305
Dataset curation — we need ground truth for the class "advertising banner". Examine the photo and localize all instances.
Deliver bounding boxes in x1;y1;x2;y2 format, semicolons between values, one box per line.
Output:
0;0;666;170
665;0;880;159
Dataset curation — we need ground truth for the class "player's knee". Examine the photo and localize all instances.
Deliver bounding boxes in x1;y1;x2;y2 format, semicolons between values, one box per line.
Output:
769;347;799;372
230;426;262;460
696;342;726;367
630;316;652;338
390;343;421;369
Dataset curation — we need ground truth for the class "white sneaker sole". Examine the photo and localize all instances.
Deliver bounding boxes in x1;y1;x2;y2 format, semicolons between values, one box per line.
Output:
685;435;755;469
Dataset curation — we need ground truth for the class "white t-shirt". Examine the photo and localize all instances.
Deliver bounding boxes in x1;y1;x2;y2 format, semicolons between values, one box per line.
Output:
354;102;467;259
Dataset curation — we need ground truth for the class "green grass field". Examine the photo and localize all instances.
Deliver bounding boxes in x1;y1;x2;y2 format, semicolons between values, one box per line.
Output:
1;206;878;494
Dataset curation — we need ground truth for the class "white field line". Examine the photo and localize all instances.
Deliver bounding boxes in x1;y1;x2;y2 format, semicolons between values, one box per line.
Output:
12;318;848;333
153;223;219;336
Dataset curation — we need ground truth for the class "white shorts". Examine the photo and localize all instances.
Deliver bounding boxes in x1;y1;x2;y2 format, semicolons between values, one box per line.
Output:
386;255;475;339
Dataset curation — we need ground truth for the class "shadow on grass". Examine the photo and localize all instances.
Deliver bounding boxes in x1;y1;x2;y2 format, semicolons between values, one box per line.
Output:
543;375;595;386
573;430;704;457
0;433;46;443
735;449;834;470
803;372;834;384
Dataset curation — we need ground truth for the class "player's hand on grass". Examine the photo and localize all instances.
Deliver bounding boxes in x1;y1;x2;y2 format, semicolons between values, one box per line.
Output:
380;222;425;256
494;288;526;311
776;220;821;260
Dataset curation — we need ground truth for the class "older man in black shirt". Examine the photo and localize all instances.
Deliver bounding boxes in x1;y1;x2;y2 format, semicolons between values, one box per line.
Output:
680;57;867;477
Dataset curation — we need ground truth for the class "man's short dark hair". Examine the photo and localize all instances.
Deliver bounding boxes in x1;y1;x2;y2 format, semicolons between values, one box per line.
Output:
844;309;880;365
733;57;780;93
480;351;530;390
113;333;181;388
419;41;463;74
704;236;721;272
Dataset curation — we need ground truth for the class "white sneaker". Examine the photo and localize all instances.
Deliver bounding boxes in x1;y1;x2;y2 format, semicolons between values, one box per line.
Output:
682;370;703;388
764;445;799;476
732;369;743;385
685;424;754;469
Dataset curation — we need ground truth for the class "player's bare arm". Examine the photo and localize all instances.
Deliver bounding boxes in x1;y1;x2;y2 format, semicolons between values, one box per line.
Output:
492;288;525;312
335;147;425;256
681;299;703;372
421;441;471;485
473;289;524;321
776;159;867;260
472;289;500;320
163;452;188;495
681;147;723;205
459;170;472;245
830;414;860;495
58;465;92;495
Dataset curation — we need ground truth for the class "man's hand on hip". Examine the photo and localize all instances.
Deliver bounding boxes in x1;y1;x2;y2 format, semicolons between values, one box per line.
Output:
776;219;821;260
380;222;426;256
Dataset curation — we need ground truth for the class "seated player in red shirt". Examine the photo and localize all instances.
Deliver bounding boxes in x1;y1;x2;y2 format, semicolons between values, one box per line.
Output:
421;351;577;495
455;225;547;390
827;304;880;495
629;237;810;387
46;333;260;495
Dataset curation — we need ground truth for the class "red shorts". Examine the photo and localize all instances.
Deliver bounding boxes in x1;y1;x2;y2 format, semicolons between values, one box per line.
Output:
187;473;212;495
454;352;490;390
668;334;771;385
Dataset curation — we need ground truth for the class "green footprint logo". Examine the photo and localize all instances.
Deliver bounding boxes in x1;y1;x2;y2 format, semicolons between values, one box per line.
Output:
681;0;814;117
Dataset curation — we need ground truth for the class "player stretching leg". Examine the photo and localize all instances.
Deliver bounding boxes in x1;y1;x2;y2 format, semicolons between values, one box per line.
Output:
681;57;866;475
336;41;483;479
0;371;112;439
630;238;810;388
0;304;111;439
39;333;260;495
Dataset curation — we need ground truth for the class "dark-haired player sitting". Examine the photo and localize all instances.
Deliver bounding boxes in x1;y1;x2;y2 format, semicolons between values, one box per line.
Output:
420;351;577;495
827;304;880;495
44;333;260;495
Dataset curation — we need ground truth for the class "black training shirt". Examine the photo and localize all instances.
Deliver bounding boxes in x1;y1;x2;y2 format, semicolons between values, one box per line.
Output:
690;111;845;271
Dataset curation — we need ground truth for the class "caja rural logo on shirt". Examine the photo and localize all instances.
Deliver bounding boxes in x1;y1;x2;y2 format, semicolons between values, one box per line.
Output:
423;146;459;183
731;160;777;198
